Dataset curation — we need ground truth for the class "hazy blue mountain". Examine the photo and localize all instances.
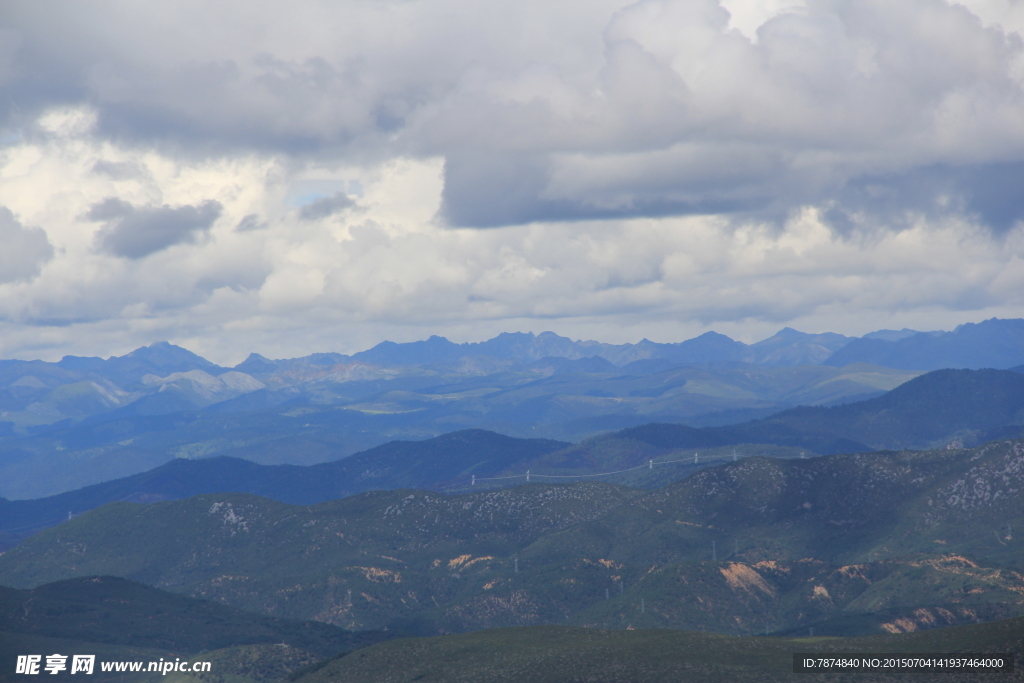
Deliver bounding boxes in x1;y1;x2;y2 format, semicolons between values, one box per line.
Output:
752;368;1024;450
0;360;919;500
235;351;351;375
0;343;254;431
0;361;91;413
648;331;748;365
861;328;927;342
350;335;464;366
334;330;790;368
745;328;851;366
59;341;228;388
3;321;1019;436
2;320;1021;499
0;429;823;547
90;391;198;419
0;430;570;545
6;367;1023;543
525;356;619;374
824;318;1024;370
475;331;609;360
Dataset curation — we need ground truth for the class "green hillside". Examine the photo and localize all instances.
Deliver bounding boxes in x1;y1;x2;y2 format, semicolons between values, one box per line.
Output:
0;632;173;683
3;440;1024;638
0;576;393;683
748;368;1024;450
0;576;381;656
293;619;1024;683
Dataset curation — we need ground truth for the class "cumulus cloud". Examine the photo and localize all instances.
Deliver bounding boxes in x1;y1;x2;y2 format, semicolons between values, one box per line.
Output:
3;1;1024;229
431;0;1024;227
0;207;53;283
0;1;1023;361
87;198;223;258
0;130;1022;363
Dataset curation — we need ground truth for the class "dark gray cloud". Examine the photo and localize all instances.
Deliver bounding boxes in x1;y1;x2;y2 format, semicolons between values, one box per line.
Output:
440;149;782;227
91;160;147;180
299;192;355;221
0;207;54;283
419;0;1024;228
821;162;1024;235
235;214;268;232
87;198;222;258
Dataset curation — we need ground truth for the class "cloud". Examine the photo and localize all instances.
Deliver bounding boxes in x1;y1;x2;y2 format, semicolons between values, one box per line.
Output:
428;0;1024;227
4;1;1024;229
0;207;53;283
87;198;223;258
235;214;267;232
91;159;147;180
2;2;1024;363
298;192;355;221
0;132;1022;364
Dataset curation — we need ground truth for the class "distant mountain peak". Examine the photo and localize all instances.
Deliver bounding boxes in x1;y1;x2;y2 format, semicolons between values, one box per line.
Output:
693;330;735;340
954;317;1024;333
121;341;217;366
825;318;1024;370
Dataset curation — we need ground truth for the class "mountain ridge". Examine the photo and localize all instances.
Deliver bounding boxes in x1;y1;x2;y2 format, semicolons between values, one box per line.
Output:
824;318;1024;370
3;438;1024;638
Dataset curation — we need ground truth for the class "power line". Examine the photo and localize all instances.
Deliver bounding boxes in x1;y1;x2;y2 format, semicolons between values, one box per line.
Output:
1;489;160;534
2;516;72;533
470;455;728;484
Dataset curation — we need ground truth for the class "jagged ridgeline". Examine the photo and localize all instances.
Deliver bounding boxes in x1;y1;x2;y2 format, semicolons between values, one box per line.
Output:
2;439;1022;638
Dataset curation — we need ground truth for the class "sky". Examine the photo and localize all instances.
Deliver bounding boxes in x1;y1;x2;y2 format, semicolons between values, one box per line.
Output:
2;0;1024;365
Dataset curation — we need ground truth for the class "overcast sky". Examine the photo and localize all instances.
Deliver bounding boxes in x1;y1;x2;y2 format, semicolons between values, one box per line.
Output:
2;0;1024;364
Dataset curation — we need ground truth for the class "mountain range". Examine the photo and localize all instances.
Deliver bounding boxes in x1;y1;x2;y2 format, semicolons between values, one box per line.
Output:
6;366;1024;548
3;366;1023;544
0;358;922;500
4;321;1024;681
4;318;1024;436
0;318;1021;502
